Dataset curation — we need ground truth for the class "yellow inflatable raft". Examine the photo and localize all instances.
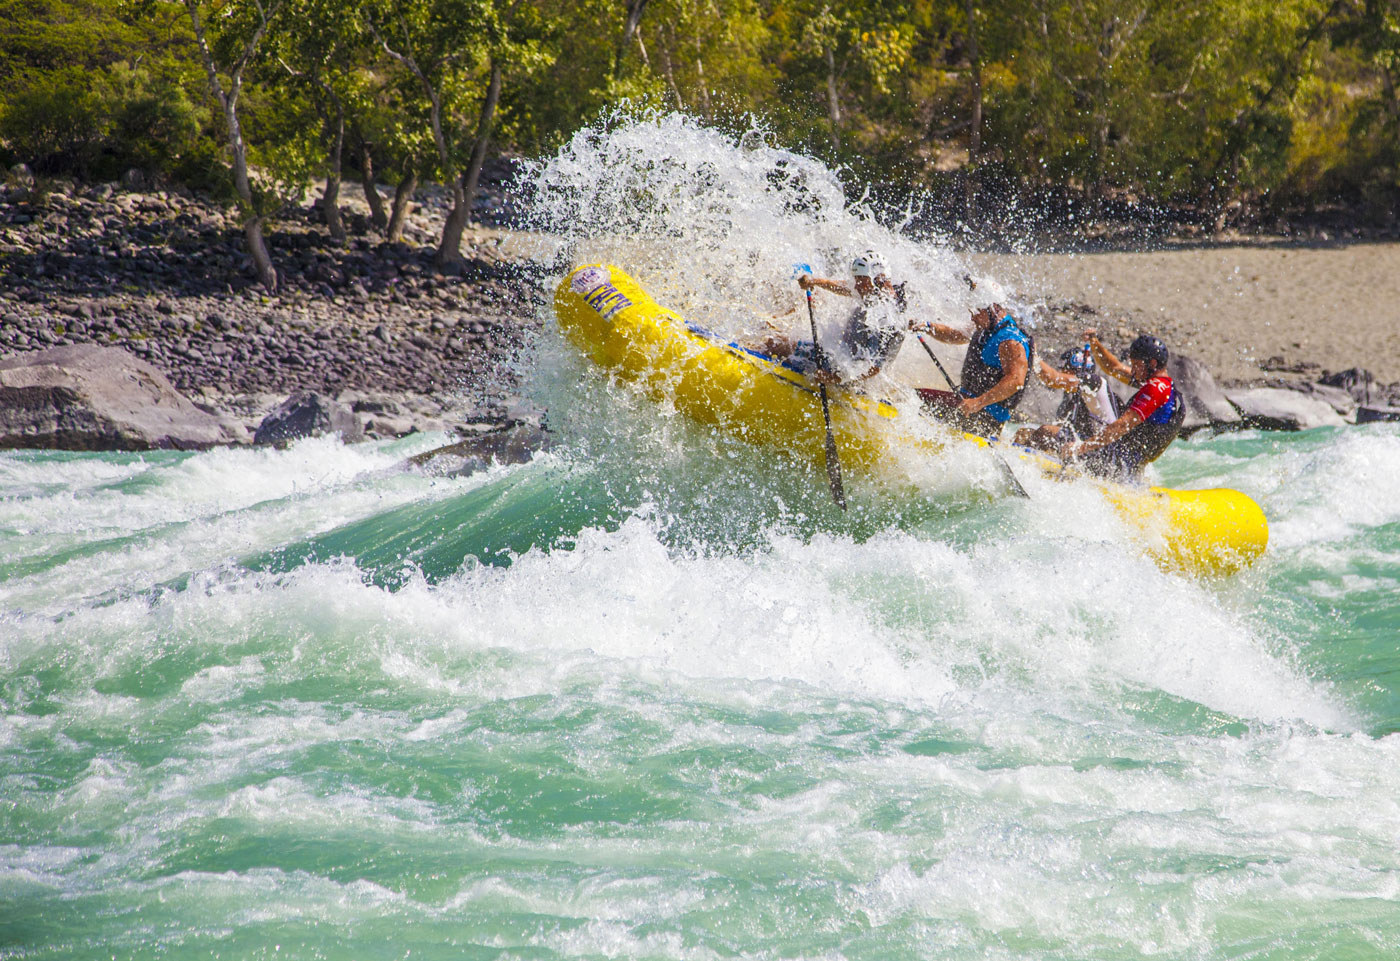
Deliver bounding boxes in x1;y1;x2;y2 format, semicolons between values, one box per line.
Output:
555;264;1268;575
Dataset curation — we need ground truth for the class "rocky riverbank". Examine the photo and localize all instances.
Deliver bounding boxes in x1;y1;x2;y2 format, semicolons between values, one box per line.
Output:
4;169;1399;457
0;173;545;442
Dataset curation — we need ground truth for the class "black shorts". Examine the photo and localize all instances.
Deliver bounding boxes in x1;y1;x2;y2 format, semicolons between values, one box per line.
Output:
1077;443;1142;481
916;389;1005;438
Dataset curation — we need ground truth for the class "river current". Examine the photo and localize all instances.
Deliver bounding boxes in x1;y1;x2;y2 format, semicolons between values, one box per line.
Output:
4;116;1400;959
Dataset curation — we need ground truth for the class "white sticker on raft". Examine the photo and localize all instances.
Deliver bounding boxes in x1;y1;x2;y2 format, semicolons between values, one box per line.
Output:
575;268;634;321
570;266;611;294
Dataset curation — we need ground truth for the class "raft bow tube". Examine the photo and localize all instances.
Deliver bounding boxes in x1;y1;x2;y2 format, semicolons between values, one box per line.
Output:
554;264;1268;575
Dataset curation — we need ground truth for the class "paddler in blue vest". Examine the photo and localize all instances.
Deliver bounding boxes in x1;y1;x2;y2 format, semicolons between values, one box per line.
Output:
763;251;907;386
916;304;1034;437
1056;332;1185;480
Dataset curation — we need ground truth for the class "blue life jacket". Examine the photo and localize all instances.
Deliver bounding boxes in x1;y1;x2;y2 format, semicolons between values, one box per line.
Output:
958;315;1034;423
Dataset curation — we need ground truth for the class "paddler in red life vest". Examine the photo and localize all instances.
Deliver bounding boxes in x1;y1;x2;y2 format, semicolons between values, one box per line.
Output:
762;251;908;386
1056;332;1186;480
915;304;1034;438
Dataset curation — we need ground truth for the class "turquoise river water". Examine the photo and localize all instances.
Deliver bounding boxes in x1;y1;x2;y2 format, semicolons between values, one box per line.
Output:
4;116;1400;959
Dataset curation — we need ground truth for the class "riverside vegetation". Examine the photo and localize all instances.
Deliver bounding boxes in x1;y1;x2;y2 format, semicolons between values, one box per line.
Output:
3;0;1399;271
2;0;1400;449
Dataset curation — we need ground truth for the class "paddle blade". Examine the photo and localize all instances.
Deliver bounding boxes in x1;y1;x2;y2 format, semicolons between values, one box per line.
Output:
818;387;847;510
995;452;1030;499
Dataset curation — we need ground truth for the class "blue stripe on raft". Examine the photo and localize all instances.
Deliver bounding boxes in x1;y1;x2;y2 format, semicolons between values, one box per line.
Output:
680;320;820;389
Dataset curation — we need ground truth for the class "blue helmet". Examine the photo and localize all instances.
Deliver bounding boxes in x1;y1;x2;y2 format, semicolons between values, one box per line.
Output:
1058;347;1094;376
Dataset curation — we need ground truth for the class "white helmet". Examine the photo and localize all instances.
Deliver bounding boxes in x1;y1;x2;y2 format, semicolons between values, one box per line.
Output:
850;250;889;279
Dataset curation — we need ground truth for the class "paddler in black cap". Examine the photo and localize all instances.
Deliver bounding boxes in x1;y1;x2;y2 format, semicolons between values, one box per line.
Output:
1056;331;1185;480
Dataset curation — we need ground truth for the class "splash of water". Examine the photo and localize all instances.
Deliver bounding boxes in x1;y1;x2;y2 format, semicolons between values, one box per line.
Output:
519;110;1030;347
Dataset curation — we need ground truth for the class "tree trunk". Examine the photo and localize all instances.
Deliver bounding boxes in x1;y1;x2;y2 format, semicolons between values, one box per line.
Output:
1091;116;1110;215
387;163;417;242
615;0;650;78
244;216;277;291
694;33;712;119
359;141;388;233
461;64;502;222
825;47;842;151
1383;62;1400;123
321;103;346;244
660;24;684;108
184;0;281;292
227;106;278;292
436;180;470;268
964;0;982;218
439;60;503;267
695;53;712;118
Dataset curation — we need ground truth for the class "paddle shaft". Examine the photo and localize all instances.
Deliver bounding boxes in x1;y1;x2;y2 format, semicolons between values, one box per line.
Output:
807;290;847;510
915;331;958;390
914;332;1029;499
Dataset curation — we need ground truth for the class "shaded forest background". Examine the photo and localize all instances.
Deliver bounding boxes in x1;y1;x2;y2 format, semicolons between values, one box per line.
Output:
2;0;1399;288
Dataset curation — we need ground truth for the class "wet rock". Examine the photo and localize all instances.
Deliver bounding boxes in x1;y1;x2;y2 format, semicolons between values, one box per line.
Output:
0;344;238;450
1224;387;1348;431
1276;381;1357;419
1168;353;1242;432
253;390;363;445
401;421;552;477
1357;405;1400;424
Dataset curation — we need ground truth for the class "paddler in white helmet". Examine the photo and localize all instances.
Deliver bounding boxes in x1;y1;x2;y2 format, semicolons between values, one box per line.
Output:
762;250;908;386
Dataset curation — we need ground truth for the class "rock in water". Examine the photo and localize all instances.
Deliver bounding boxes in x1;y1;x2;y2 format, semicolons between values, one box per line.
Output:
0;344;237;450
1357;405;1400;424
254;391;364;446
401;422;551;477
1167;353;1242;432
1224;387;1348;431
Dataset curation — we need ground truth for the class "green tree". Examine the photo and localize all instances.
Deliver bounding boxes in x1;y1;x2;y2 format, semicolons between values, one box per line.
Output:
780;0;916;150
0;0;205;176
269;0;371;243
183;0;289;291
367;0;555;266
640;0;772;120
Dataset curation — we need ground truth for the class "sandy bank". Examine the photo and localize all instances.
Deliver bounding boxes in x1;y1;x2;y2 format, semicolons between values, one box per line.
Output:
969;242;1400;385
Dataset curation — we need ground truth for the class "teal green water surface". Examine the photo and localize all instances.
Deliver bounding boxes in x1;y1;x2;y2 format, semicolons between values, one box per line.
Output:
2;415;1399;960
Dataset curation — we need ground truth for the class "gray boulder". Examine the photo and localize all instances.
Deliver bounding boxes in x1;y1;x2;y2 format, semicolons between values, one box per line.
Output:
1225;387;1348;431
254;391;363;446
0;344;238;450
402;422;552;477
1285;381;1357;419
1357;406;1400;424
1168;353;1242;431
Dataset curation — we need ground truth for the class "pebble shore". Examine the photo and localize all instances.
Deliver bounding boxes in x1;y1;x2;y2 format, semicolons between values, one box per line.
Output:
4;173;1398;450
0;177;544;439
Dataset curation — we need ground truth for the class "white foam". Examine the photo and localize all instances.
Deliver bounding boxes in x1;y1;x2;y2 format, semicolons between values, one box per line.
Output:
524;111;989;355
0;435;469;614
